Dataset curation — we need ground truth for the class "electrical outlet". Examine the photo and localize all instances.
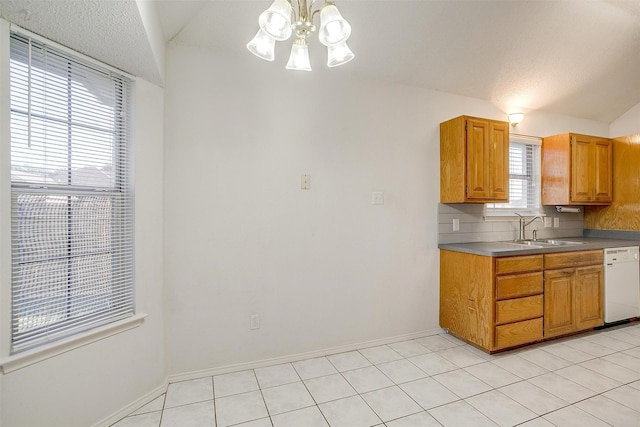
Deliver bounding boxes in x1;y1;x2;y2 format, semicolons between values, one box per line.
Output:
250;314;260;330
544;217;552;228
452;218;460;231
553;217;560;228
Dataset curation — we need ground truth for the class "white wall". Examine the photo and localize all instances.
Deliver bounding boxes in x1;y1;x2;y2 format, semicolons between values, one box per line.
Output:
610;101;640;137
163;42;611;376
136;0;166;86
0;77;166;427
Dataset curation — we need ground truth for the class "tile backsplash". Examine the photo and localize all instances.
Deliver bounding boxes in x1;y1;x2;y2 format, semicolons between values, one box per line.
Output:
438;204;584;244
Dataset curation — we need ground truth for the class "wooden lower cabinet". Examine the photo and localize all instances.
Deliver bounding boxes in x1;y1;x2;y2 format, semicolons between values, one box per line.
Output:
544;268;576;337
543;251;604;339
440;250;543;352
496;295;543;324
440;250;493;349
495;318;543;349
493;255;544;350
441;248;604;352
575;265;604;330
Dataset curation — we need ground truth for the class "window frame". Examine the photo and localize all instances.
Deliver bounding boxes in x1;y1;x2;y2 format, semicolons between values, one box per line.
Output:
486;134;543;217
7;27;135;355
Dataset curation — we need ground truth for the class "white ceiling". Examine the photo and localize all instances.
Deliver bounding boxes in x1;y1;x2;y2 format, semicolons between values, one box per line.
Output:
1;0;639;123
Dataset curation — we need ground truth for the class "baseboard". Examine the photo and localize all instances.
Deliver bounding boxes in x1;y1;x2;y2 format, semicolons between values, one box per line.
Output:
167;327;444;383
92;379;168;427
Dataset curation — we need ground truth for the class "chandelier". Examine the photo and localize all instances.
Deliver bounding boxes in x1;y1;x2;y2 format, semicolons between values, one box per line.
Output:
247;0;354;71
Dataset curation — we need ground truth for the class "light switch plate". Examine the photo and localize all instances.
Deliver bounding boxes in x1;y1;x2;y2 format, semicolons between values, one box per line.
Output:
372;191;384;205
301;174;310;190
452;218;460;231
250;314;260;330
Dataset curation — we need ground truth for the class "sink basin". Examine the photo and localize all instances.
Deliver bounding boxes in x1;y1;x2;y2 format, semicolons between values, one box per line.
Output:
504;241;547;248
512;240;551;246
510;239;587;246
538;239;586;245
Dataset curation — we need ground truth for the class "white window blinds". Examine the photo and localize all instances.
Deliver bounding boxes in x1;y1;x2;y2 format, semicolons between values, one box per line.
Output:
9;31;134;353
487;135;541;213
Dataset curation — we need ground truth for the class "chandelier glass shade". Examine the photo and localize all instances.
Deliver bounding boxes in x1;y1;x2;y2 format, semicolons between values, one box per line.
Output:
247;0;354;71
247;29;276;61
286;38;312;71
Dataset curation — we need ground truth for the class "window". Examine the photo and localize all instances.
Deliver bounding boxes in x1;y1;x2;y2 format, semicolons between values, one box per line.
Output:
9;32;134;353
487;135;541;214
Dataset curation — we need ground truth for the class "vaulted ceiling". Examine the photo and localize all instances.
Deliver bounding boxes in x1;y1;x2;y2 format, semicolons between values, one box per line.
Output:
1;0;639;123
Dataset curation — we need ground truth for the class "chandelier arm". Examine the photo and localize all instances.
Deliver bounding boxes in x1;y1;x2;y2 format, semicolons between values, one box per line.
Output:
298;0;308;20
289;0;300;20
311;1;335;21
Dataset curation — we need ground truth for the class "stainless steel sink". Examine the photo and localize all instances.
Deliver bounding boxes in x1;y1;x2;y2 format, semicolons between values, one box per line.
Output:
538;239;586;245
503;241;547;248
510;239;587;246
512;240;551;246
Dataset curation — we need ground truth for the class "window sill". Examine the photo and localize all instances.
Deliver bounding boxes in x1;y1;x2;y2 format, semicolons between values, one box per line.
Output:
0;313;147;374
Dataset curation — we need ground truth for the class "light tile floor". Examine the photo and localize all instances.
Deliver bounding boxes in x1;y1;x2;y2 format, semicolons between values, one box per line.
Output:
113;322;640;427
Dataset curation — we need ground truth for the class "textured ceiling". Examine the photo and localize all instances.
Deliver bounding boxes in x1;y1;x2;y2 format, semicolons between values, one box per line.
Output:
0;0;164;85
1;0;639;123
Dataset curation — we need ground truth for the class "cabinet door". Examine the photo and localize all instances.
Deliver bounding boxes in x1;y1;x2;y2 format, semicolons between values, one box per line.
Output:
544;268;575;338
593;139;612;202
466;118;491;199
575;265;604;330
571;135;594;203
489;121;509;201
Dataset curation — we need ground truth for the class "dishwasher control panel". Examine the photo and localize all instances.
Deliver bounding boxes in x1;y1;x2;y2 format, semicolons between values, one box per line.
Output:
605;246;639;263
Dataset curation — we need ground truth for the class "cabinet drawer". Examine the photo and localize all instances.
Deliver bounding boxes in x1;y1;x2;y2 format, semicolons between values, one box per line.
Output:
496;272;543;300
544;250;603;269
495;317;543;349
496;295;543;325
496;255;543;275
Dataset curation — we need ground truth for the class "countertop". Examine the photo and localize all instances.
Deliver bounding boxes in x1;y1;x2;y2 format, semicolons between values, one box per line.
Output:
438;236;640;256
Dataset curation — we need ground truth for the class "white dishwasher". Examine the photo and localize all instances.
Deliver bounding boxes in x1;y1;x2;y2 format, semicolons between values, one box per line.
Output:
604;246;640;323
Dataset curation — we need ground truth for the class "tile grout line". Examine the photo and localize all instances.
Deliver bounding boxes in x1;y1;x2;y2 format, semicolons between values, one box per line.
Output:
291;359;332;427
210;376;216;427
253;368;273;427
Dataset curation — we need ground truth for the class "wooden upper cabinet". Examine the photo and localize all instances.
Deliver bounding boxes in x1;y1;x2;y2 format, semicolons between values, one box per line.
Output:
441;116;509;203
593;139;613;202
542;133;612;205
490;121;509;200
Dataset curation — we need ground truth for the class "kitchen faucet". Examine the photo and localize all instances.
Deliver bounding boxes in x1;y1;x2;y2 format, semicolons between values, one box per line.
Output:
515;213;542;241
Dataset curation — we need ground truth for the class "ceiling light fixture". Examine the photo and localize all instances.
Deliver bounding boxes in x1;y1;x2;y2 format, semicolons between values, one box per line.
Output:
247;0;354;71
508;112;525;126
